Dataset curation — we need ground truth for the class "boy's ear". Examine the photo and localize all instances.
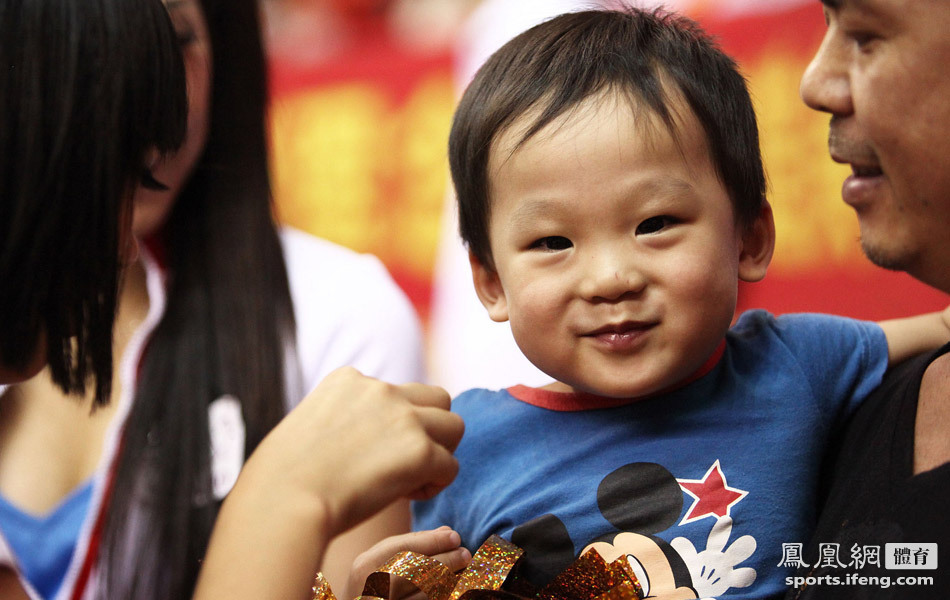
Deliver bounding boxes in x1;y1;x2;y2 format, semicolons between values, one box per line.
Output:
469;251;510;322
738;200;776;283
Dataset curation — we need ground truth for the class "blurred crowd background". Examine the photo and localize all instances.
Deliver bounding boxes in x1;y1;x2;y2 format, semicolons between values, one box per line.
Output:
259;0;948;395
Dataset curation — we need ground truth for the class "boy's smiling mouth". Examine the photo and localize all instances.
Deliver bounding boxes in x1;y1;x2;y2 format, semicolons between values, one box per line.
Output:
582;321;656;352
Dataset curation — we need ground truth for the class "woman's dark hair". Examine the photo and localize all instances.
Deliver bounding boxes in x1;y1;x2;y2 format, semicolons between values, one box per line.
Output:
0;0;187;404
98;0;296;597
450;7;766;269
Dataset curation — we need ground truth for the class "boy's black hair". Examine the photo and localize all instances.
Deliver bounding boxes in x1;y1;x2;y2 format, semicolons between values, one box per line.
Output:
450;7;766;269
0;0;187;404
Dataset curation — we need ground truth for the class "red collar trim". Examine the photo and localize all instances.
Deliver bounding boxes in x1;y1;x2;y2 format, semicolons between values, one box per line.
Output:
70;436;124;600
142;231;169;271
507;339;725;412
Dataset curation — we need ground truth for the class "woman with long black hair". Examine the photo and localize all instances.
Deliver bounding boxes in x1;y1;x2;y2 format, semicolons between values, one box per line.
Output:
94;0;429;596
0;1;462;598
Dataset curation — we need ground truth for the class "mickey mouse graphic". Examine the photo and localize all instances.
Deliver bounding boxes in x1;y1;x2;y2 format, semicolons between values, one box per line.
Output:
510;463;756;599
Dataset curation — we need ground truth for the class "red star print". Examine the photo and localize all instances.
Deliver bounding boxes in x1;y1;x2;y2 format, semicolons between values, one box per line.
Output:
677;460;748;525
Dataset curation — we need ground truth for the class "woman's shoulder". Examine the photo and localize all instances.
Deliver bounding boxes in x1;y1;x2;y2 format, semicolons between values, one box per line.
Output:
278;226;416;307
279;227;391;282
277;226;425;388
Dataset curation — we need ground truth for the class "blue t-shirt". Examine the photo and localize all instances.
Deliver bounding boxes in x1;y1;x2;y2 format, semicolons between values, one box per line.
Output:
413;311;888;600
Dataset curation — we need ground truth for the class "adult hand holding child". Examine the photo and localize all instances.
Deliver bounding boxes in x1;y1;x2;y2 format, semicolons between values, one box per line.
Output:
196;367;464;600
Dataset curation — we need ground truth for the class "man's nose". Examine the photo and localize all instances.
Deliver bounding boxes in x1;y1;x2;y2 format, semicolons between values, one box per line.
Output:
800;28;853;117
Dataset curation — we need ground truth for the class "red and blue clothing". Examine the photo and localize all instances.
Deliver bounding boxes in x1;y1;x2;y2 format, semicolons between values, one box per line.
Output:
414;310;888;599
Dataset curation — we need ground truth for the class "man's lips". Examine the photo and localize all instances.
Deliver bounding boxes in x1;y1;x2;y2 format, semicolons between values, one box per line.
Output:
828;128;883;178
829;149;883;175
848;164;883;177
830;148;886;208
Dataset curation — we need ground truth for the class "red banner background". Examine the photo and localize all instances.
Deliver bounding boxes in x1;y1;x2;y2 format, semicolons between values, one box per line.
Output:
267;1;947;338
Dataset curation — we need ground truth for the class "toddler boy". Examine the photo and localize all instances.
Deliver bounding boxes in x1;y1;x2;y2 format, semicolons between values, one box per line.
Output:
413;7;950;600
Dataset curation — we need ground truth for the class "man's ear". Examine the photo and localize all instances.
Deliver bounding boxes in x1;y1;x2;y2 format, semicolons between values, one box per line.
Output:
469;250;509;322
738;200;776;283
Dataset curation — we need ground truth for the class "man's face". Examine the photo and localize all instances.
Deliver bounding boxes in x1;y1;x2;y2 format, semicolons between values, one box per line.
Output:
800;0;950;293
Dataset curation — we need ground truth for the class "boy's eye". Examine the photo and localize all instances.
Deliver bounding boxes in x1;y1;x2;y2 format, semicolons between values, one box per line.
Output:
530;236;573;251
636;216;676;235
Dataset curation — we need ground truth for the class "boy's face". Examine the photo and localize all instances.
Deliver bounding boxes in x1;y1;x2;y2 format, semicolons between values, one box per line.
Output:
471;92;772;398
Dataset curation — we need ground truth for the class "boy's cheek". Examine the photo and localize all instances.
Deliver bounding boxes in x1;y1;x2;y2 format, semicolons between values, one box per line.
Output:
508;286;567;325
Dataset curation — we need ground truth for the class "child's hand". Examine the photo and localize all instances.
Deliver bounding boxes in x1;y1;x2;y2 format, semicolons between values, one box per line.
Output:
346;527;472;599
879;306;950;365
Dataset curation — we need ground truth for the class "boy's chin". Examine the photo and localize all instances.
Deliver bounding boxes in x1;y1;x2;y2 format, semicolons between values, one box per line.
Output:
551;378;665;400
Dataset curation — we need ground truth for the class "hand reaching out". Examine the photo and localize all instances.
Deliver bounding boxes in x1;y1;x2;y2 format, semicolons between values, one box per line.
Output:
252;367;463;534
345;527;472;599
195;367;465;600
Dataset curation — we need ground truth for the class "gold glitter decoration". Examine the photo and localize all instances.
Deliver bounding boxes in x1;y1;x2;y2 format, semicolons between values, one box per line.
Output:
364;551;457;599
604;556;643;600
537;549;615;600
312;572;336;600
311;535;642;600
592;582;643;600
450;535;523;600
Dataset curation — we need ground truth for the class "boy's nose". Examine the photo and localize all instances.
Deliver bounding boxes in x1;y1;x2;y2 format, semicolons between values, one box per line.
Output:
578;250;647;302
800;28;853;117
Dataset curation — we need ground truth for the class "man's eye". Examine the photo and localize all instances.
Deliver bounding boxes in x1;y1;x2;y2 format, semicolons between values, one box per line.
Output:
850;32;879;51
636;216;676;235
531;236;572;251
